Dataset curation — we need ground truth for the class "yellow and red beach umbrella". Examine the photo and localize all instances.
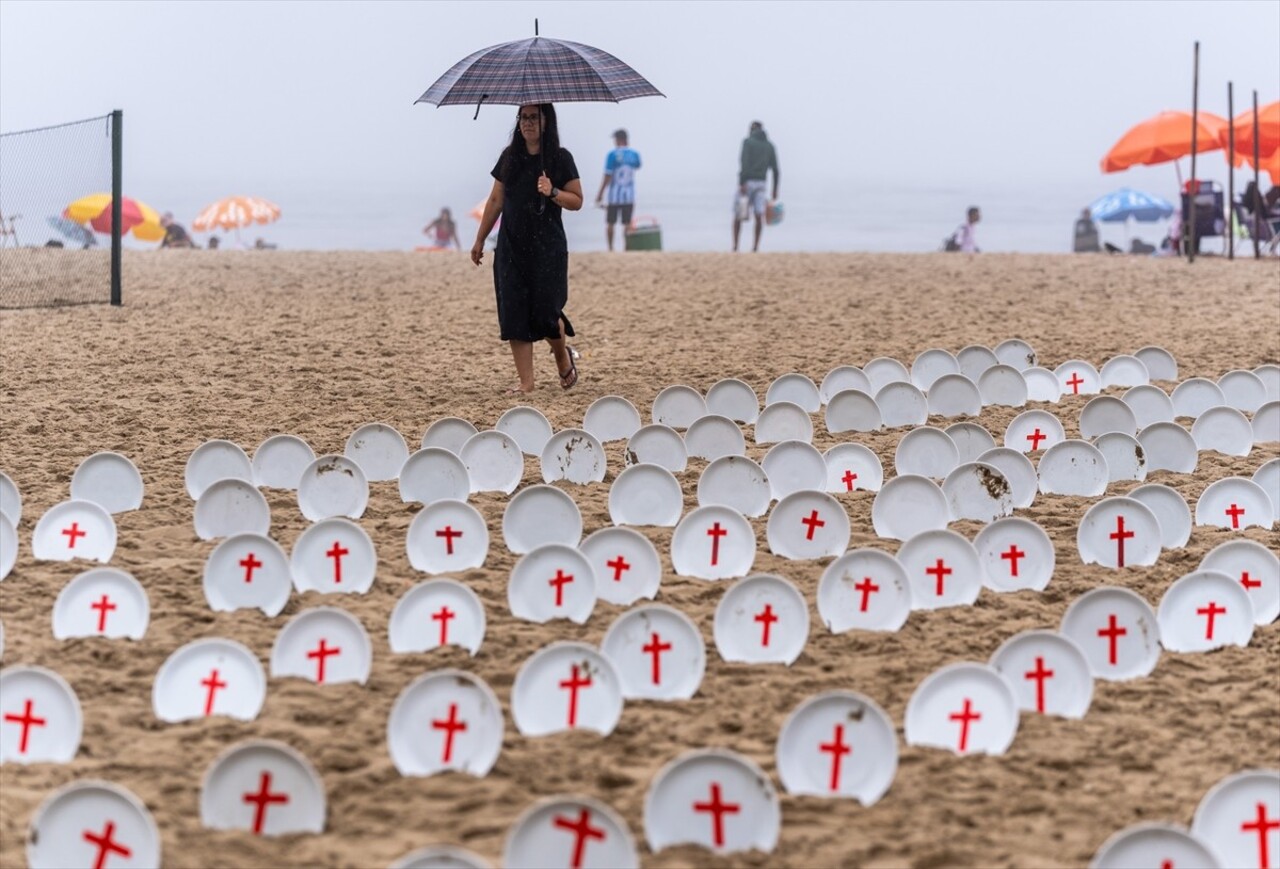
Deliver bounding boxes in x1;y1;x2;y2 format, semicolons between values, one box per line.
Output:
192;196;281;232
63;193;165;242
1100;110;1228;173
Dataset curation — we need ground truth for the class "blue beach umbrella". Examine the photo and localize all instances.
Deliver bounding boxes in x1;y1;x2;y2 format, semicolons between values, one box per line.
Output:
1088;188;1174;223
46;216;96;246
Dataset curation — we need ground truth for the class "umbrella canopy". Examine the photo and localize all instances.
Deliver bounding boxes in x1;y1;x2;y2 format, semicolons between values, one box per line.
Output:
1087;188;1174;223
416;35;663;109
1221;101;1280;183
46;216;96;246
63;193;165;241
1101;110;1228;173
192;196;281;232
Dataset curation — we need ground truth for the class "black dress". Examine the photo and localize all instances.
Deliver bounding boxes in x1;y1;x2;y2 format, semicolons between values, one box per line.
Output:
490;147;580;342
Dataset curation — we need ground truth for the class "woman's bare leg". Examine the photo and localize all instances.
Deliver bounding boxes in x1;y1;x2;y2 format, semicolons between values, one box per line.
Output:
548;318;572;382
509;340;535;392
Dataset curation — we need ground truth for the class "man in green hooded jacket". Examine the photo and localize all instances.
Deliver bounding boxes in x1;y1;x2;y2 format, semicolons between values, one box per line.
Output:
733;120;779;252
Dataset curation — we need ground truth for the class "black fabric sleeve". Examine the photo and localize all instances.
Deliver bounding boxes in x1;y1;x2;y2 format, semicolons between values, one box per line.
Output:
555;149;580;187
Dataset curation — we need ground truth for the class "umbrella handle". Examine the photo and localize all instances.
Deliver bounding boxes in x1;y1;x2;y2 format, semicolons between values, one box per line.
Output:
473;94;488;120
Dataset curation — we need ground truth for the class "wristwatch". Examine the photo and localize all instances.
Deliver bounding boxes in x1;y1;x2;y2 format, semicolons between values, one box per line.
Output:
549;186;560;200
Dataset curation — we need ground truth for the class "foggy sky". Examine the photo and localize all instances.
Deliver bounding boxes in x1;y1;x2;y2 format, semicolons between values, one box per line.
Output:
2;0;1277;243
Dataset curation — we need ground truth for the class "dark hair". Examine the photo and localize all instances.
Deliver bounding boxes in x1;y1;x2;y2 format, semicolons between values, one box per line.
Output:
613;128;628;143
498;103;560;183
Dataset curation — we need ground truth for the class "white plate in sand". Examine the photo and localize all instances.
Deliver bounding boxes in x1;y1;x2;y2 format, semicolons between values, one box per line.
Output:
898;528;983;610
894;426;958;479
927;373;982;418
874;382;928;428
204;533;291;616
994;338;1038;370
625;424;687;472
651;385;706;429
977;365;1028;408
1060;587;1160;681
608;463;683;526
823;443;883;493
70;452;143;514
1254;401;1280;443
1099;354;1149;388
705;378;760;424
508;544;597;624
765;373;820;412
503;796;638;869
0;470;20;526
817;548;911;633
1022;366;1062;403
1053;359;1101;396
973;517;1055;592
1171;377;1226;419
0;665;82;765
407;499;488;573
761;441;826;502
766;490;850;560
1090;824;1218;869
1037;439;1108;497
1;514;17;580
398;447;471;505
1156;570;1254;653
697;456;771;518
910;348;959;392
31;500;115;563
27;781;159;868
1122;384;1175;428
511;642;623;737
297;454;369;521
956;344;999;382
583;395;642;442
1134;345;1178;381
1191;405;1253;456
1093;432;1146;483
270;606;371;685
195;479;271;541
540;429;607;484
1077;496;1161;569
502;484;582;554
1217;369;1267;412
904;662;1018;756
863;356;910;391
824;389;881;433
388;578;486;655
185;439;253;500
818;366;871;405
152;638;264;723
989;630;1093;718
754;400;812;444
974;447;1036;508
1195;477;1273;530
713;574;809;665
496;406;554;456
200;740;326;836
1079;395;1137;439
52;567;148;640
387;670;503;778
580;526;662;606
291;517;376;595
946;422;997;464
643;749;780;855
1192;769;1280;869
871;475;948;541
943;461;1013;523
1137;421;1198;473
684;414;746;461
344;422;409;481
421;417;478;455
1256;363;1280;400
1004;408;1065;454
775;690;897;804
670;505;755;580
252;434;315;489
460;430;523;494
1253;458;1279;521
600;604;704;700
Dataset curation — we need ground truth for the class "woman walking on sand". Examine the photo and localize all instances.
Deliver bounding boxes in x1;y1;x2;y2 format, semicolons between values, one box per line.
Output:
471;103;584;393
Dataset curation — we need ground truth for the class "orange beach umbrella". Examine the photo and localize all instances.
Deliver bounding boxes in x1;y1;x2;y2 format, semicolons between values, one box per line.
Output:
1101;110;1228;173
1220;101;1280;183
192;196;281;232
63;193;165;241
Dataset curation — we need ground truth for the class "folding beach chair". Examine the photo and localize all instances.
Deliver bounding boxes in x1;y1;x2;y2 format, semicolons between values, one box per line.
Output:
0;211;19;248
1232;202;1280;256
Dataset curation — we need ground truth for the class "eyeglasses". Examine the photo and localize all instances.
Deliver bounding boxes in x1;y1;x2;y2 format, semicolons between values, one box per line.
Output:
518;114;542;124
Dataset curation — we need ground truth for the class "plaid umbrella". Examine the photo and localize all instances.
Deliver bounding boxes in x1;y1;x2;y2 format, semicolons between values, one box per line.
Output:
416;31;662;114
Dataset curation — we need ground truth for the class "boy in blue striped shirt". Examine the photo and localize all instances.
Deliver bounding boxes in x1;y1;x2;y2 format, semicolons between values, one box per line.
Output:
594;129;642;251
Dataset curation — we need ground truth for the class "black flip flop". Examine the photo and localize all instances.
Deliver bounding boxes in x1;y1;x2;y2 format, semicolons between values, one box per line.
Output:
559;359;578;390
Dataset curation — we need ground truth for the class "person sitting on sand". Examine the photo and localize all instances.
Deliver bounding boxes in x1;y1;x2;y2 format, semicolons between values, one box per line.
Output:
947;206;981;253
254;238;278;250
159;212;196;249
1073;208;1100;253
423;208;461;251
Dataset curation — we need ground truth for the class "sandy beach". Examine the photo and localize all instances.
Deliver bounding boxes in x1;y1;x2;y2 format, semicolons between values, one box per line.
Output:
1;250;1277;868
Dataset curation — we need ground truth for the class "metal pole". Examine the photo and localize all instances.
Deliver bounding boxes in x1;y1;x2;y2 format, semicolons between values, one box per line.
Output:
1253;90;1262;260
110;109;122;305
1187;41;1199;263
1227;82;1234;260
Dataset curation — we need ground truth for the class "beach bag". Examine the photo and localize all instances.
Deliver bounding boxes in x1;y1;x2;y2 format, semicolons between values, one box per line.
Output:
943;233;961;252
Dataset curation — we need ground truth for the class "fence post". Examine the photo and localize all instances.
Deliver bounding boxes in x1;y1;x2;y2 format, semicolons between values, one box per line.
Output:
110;109;123;306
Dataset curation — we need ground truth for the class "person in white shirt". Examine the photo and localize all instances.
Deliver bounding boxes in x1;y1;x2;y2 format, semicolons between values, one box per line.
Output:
953;206;981;252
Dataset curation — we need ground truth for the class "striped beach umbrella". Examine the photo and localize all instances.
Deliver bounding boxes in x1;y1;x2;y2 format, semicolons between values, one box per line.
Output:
63;193;165;242
416;24;662;112
192;196;281;232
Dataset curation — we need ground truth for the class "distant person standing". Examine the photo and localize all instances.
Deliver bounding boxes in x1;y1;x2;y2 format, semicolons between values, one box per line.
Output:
423;207;461;250
1073;207;1100;252
594;129;641;251
733;120;779;252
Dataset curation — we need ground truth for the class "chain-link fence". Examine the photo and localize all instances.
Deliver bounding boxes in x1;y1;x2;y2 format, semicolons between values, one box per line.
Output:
0;112;120;308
